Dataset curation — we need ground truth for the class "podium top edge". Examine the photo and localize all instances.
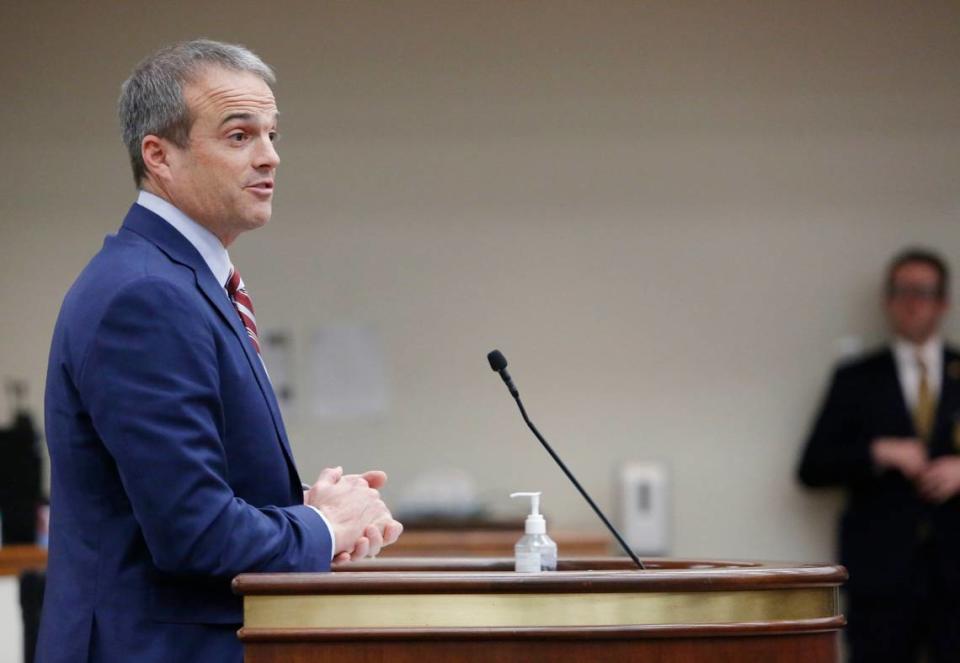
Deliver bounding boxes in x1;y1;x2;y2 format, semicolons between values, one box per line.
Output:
232;557;848;596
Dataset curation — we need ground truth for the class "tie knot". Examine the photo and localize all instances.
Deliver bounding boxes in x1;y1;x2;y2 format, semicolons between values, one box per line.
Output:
226;269;243;297
916;354;928;377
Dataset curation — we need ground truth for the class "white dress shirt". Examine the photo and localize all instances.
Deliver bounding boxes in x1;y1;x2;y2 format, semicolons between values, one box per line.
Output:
135;190;335;558
137;190;232;288
892;335;943;413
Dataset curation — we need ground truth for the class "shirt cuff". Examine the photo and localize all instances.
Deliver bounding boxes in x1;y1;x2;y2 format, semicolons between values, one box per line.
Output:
305;505;336;561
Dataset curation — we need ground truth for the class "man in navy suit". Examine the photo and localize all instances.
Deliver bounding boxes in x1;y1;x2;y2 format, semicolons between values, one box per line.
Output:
799;249;960;663
36;40;402;663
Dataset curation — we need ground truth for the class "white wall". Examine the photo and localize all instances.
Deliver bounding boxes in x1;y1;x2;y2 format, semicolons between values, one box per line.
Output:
2;6;960;652
0;578;20;663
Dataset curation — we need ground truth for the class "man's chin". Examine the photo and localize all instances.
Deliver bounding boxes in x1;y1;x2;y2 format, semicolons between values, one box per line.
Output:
244;206;272;230
897;328;938;344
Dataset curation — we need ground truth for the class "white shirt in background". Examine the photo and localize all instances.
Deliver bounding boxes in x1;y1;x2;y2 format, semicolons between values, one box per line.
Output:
892;335;943;413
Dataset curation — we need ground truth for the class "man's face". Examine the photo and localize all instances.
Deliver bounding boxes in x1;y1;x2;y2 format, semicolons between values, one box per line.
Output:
885;261;948;344
161;66;279;246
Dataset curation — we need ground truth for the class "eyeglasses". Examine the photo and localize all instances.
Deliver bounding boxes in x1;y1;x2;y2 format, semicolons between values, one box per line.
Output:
887;285;944;301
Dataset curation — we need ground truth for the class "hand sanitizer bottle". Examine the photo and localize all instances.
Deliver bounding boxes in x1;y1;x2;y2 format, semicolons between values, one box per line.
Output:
510;492;557;572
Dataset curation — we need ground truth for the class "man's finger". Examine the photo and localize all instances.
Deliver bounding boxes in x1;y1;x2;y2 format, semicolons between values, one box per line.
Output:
316;466;344;484
364;524;384;558
352;536;370;560
382;519;404;546
333;551;351;564
918;472;945;501
360;470;388;489
341;473;370;489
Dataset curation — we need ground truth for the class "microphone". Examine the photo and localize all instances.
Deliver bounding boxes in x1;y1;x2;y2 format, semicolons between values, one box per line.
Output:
487;349;518;397
486;349;645;570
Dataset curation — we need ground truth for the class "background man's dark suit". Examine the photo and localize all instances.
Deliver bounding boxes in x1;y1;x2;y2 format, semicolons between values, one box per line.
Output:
799;346;960;661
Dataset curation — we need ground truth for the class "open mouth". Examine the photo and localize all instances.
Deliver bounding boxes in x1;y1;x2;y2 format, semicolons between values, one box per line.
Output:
246;181;274;196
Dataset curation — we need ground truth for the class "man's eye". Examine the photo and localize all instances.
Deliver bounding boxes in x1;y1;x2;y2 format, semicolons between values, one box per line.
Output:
229;132;247;142
269;131;279;142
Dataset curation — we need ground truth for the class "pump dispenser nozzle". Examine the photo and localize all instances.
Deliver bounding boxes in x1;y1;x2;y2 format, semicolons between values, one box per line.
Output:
511;491;541;515
511;491;546;534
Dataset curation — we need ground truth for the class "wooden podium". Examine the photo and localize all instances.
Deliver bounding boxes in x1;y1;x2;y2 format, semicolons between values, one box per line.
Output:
233;557;846;662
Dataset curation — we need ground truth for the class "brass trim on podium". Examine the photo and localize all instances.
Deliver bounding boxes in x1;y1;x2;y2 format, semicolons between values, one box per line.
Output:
235;559;848;661
245;587;838;629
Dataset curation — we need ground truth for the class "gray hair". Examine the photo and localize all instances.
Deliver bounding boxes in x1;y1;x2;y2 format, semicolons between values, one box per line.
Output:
118;39;276;186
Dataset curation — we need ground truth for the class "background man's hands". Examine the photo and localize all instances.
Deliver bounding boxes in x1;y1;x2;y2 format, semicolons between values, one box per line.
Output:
305;467;403;562
870;437;929;480
871;438;960;503
917;456;960;503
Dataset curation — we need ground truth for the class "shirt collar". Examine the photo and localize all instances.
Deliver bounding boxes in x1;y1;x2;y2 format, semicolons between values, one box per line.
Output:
892;335;943;369
136;190;233;288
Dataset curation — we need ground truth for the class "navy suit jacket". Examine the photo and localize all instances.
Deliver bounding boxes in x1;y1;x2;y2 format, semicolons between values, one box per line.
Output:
36;204;333;663
798;346;960;598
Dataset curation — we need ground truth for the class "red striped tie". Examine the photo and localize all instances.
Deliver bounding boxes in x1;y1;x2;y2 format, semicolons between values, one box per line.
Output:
226;268;261;355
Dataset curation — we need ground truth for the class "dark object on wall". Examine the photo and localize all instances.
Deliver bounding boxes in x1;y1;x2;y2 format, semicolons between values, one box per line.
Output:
20;571;45;663
0;412;42;544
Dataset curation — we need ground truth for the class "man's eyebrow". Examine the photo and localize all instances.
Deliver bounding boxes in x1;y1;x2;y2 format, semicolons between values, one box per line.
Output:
219;111;280;127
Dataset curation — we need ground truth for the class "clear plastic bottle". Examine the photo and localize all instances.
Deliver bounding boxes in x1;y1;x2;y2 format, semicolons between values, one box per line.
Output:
510;492;557;572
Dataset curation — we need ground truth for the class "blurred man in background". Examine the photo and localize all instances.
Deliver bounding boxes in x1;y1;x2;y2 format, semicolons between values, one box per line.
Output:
799;248;960;663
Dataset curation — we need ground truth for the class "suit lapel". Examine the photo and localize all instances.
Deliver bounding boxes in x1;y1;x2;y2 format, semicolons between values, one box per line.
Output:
935;348;960;453
192;269;299;470
120;204;300;485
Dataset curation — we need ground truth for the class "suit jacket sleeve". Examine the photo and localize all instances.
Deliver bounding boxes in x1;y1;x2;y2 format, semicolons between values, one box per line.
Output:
797;365;877;487
76;277;333;576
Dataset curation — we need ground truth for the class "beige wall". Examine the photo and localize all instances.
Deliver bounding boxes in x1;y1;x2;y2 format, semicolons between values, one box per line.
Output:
2;1;960;580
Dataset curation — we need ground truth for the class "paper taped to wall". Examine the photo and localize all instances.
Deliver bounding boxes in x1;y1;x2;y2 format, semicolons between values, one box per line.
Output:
309;324;390;419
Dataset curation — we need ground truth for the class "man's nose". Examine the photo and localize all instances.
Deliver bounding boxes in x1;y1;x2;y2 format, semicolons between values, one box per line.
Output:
255;135;280;169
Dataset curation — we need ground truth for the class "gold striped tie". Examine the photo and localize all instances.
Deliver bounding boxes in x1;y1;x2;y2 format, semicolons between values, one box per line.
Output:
914;356;935;441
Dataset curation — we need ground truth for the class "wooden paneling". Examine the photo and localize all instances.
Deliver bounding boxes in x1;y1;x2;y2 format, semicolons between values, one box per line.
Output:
379;529;609;557
0;545;46;577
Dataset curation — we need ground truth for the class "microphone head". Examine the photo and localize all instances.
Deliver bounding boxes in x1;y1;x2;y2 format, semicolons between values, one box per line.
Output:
487;349;508;372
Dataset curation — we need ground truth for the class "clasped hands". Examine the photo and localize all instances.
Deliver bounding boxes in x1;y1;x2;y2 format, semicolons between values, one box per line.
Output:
304;466;403;563
871;438;960;503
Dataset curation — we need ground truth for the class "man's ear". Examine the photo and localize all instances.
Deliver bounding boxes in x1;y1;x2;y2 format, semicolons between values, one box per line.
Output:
141;134;174;183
